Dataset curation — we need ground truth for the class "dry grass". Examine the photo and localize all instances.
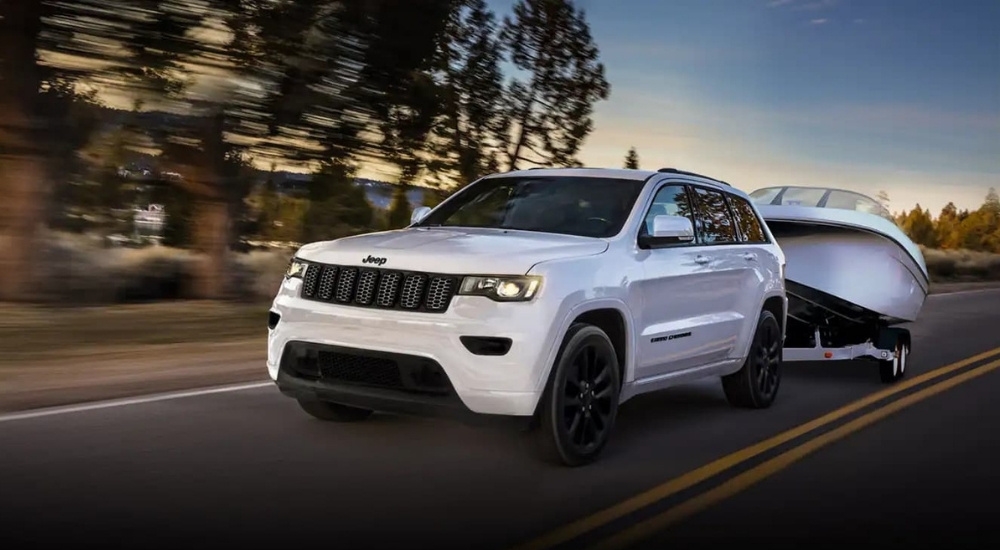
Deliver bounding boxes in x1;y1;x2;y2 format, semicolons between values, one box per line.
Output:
0;301;269;363
922;247;1000;281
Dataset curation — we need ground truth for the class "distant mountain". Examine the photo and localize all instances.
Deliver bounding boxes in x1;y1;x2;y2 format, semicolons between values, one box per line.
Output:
266;172;431;209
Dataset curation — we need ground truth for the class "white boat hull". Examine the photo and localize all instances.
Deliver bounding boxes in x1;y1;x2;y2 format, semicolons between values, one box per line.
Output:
770;223;928;324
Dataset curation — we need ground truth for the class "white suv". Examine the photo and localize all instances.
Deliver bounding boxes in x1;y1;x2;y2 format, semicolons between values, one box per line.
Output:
267;167;787;466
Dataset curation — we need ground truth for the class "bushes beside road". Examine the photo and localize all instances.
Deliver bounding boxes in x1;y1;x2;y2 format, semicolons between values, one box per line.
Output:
922;246;1000;281
1;231;290;305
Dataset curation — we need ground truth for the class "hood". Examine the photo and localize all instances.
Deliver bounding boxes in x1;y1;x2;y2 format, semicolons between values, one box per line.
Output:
295;227;609;275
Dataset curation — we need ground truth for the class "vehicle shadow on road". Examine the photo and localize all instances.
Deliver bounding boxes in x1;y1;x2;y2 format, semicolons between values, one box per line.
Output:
610;384;730;442
782;359;883;384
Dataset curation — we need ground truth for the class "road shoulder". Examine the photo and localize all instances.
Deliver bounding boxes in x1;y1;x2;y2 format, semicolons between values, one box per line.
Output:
0;339;266;413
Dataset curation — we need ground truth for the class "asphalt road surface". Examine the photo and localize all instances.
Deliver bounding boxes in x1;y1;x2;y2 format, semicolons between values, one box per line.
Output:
3;289;1000;549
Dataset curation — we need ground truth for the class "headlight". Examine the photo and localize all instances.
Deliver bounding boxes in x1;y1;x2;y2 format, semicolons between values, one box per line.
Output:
285;258;310;279
458;275;541;302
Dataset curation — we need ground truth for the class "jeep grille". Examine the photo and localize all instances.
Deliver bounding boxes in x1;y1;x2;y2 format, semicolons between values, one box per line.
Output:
300;262;458;313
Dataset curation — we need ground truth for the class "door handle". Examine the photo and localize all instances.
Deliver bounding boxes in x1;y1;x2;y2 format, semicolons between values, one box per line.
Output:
742;253;756;261
694;255;710;265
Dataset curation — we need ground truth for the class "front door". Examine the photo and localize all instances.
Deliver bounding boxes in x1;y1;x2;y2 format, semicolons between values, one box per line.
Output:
633;183;724;380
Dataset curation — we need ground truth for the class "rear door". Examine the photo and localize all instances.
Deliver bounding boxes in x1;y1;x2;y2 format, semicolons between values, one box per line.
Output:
684;185;752;362
726;193;782;355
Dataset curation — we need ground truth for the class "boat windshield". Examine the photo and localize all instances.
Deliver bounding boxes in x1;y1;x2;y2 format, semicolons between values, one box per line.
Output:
748;186;892;220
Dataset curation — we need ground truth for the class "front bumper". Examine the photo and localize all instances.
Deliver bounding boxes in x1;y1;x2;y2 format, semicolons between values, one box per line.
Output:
267;278;561;417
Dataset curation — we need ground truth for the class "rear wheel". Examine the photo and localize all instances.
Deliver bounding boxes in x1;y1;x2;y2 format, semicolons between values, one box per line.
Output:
536;323;621;467
297;399;374;422
722;309;782;409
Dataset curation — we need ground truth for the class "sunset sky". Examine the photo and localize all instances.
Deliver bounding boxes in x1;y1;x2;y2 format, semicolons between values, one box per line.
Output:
448;0;999;215
81;0;1000;216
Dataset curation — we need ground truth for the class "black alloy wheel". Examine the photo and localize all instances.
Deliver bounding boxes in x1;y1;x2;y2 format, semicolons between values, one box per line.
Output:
537;323;621;467
722;309;783;409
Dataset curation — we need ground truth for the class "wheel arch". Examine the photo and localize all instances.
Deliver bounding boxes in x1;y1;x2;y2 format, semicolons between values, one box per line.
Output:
731;291;787;362
762;293;787;337
531;300;635;418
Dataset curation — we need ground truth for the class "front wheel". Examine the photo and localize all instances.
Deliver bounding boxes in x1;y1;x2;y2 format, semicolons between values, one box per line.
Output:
722;309;783;409
536;323;622;467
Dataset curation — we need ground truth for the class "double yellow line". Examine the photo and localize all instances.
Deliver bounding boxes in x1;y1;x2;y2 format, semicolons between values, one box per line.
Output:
511;345;1000;550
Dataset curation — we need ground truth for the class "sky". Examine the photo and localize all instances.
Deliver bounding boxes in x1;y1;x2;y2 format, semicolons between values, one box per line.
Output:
452;0;1000;215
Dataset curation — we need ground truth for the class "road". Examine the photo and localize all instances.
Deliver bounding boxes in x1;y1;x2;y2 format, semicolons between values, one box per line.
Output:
2;289;1000;549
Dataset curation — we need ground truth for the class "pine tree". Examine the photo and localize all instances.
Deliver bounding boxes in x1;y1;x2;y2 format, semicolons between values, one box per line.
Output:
428;0;509;189
624;147;640;169
984;187;1000;214
0;0;201;300
900;205;937;248
935;202;961;249
876;190;890;210
499;0;610;170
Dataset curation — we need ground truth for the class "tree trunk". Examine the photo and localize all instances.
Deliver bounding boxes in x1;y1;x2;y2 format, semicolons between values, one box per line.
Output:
0;0;46;302
505;90;536;172
162;111;231;300
190;197;230;300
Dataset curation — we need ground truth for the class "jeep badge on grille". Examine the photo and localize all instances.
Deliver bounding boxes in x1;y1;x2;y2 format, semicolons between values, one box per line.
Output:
362;255;387;266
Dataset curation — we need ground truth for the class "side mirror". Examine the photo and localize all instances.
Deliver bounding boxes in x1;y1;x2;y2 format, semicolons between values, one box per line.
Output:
410;206;432;225
639;214;695;249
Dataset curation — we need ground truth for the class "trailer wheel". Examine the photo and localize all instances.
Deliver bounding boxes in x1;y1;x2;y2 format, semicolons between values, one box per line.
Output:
877;328;910;384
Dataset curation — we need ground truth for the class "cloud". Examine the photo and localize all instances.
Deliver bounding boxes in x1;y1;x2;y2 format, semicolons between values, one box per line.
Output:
809;18;829;25
854;18;866;24
793;0;839;10
766;0;795;7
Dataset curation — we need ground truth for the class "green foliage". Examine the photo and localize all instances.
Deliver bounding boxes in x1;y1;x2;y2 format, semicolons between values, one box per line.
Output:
300;163;374;242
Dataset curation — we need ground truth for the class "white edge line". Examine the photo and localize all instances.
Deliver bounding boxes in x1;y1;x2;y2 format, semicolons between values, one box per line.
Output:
929;287;1000;298
0;381;273;423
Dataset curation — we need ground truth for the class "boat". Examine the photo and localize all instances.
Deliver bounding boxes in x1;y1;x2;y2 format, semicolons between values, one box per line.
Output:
747;185;928;383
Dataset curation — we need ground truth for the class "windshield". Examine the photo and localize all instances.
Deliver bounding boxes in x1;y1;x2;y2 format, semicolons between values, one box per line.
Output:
749;186;892;220
415;175;647;238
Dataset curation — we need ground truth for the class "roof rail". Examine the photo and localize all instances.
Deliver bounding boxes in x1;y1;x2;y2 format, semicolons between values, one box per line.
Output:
656;167;731;186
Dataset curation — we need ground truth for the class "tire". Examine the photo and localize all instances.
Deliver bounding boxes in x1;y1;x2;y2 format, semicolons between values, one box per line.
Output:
722;309;782;409
878;338;909;384
297;399;374;422
536;323;622;467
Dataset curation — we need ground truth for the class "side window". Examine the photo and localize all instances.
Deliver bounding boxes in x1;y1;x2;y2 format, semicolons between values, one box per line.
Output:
728;195;769;244
691;187;739;244
641;184;695;238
